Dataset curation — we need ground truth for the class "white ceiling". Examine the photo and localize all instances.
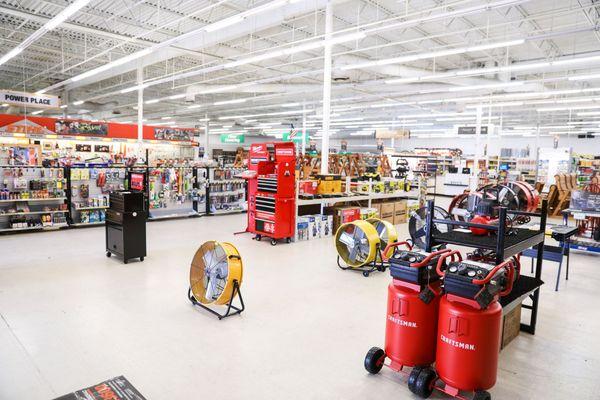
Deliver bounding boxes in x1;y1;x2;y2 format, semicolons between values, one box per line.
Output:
1;0;600;139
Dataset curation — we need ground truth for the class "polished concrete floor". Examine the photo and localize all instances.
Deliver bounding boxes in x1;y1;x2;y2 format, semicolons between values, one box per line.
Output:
1;213;599;400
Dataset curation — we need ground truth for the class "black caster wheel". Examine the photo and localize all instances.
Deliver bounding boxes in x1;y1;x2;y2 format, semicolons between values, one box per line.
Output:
473;390;491;400
256;235;262;241
286;237;292;243
364;347;385;374
363;271;370;277
123;260;128;264
407;366;424;394
140;257;144;262
413;367;436;398
270;239;277;246
106;252;111;257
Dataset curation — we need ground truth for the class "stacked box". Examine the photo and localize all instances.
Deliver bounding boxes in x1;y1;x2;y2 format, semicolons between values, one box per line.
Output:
394;200;407;225
360;207;378;220
332;206;360;232
380;202;395;225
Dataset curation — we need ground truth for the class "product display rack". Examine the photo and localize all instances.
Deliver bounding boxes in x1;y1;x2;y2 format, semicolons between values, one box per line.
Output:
147;166;200;220
423;199;548;335
0;166;69;233
205;167;246;215
66;164;128;227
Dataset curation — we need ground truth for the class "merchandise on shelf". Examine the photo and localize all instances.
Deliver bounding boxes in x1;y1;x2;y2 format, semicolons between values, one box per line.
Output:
296;214;333;241
148;167;197;216
208;166;245;214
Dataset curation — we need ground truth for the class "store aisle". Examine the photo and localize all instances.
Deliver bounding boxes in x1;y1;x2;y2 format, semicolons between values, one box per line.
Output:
0;215;599;400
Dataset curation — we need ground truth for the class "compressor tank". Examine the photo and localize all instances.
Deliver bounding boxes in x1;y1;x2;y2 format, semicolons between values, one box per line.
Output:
435;296;502;391
385;280;441;367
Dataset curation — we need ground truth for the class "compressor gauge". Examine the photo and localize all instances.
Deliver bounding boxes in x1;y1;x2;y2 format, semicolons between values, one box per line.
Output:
189;241;243;305
335;220;380;268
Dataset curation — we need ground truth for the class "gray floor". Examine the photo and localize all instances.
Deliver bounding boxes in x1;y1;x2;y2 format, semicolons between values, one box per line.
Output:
1;213;599;400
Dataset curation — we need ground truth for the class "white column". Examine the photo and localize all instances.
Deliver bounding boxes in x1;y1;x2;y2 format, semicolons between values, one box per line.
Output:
302;102;307;156
320;0;333;175
203;113;210;159
472;105;483;190
137;66;144;145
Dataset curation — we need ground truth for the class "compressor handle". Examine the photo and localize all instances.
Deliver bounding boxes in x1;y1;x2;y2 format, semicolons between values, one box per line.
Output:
411;248;452;268
435;250;463;276
499;263;516;297
381;241;412;261
471;259;514;286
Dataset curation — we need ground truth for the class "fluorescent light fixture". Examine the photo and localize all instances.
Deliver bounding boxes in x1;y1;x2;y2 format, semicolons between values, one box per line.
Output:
120;83;148;94
568;73;600;81
350;132;374;136
44;0;91;30
448;81;524;92
204;15;244;33
1;103;8;107
0;48;23;67
281;102;300;107
538;104;600;112
168;94;186;100
31;110;44;115
161;116;172;120
187;104;202;109
145;99;160;104
214;98;247;105
577;111;600;116
219;109;311;120
341;39;524;70
73;100;84;105
59;104;68;109
71;48;153;83
198;118;210;122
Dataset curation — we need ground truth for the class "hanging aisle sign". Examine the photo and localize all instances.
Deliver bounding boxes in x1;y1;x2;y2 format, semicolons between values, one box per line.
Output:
283;130;307;144
220;133;245;143
0;90;60;109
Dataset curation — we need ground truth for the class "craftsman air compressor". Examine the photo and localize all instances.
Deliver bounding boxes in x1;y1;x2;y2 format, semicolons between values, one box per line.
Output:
364;241;451;388
407;250;517;400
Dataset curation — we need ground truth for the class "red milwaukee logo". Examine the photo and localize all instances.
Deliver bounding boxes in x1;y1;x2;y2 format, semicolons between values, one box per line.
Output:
440;334;476;351
388;315;417;328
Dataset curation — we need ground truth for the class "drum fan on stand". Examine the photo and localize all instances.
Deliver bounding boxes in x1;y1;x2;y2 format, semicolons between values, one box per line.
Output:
335;220;386;277
188;241;245;319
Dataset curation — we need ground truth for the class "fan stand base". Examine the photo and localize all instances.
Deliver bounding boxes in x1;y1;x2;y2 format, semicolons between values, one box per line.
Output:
337;248;388;277
188;280;245;320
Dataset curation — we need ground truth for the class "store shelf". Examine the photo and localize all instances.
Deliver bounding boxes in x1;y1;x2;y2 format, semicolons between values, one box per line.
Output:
0;223;69;233
0;197;67;203
210;209;244;215
73;206;109;211
298;194;370;206
0;210;69;217
71;221;105;227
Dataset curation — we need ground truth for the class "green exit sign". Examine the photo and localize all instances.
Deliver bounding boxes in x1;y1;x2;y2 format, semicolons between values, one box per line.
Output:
220;133;245;143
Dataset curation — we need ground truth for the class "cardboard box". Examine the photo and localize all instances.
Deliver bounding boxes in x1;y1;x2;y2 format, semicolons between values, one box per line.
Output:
360;207;378;220
393;213;407;225
394;200;407;214
380;202;395;219
318;215;332;237
307;215;319;240
501;303;522;350
332;206;360;232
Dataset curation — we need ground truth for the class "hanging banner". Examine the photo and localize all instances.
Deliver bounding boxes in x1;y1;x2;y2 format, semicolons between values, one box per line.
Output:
220;133;245;143
0;90;60;109
282;130;307;144
0;117;54;134
375;128;410;139
153;127;196;141
55;119;108;136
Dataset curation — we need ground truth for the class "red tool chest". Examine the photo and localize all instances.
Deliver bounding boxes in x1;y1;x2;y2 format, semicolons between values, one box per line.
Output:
245;142;296;245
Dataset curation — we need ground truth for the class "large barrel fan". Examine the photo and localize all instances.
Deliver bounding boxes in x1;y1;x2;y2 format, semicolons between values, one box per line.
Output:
367;218;398;259
335;220;380;268
189;241;243;305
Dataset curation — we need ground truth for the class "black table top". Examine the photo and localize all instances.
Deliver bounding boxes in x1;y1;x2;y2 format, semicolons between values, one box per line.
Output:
500;275;544;310
550;225;579;240
433;228;543;257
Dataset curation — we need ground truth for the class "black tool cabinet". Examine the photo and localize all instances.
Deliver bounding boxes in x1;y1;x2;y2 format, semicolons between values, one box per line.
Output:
423;199;548;334
105;191;147;264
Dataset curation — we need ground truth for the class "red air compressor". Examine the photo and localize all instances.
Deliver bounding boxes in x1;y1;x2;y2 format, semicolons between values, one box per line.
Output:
245;142;296;245
408;250;516;400
364;241;451;389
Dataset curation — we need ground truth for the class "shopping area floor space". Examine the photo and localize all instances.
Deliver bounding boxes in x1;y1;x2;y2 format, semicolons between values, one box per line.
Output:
1;212;600;400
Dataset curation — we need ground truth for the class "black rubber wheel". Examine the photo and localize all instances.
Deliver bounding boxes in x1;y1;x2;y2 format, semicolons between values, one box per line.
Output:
407;367;424;394
270;239;277;246
106;252;111;257
413;367;436;398
140;257;144;262
364;347;385;374
286;237;292;243
473;390;491;400
123;259;128;264
256;235;261;241
363;271;370;277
